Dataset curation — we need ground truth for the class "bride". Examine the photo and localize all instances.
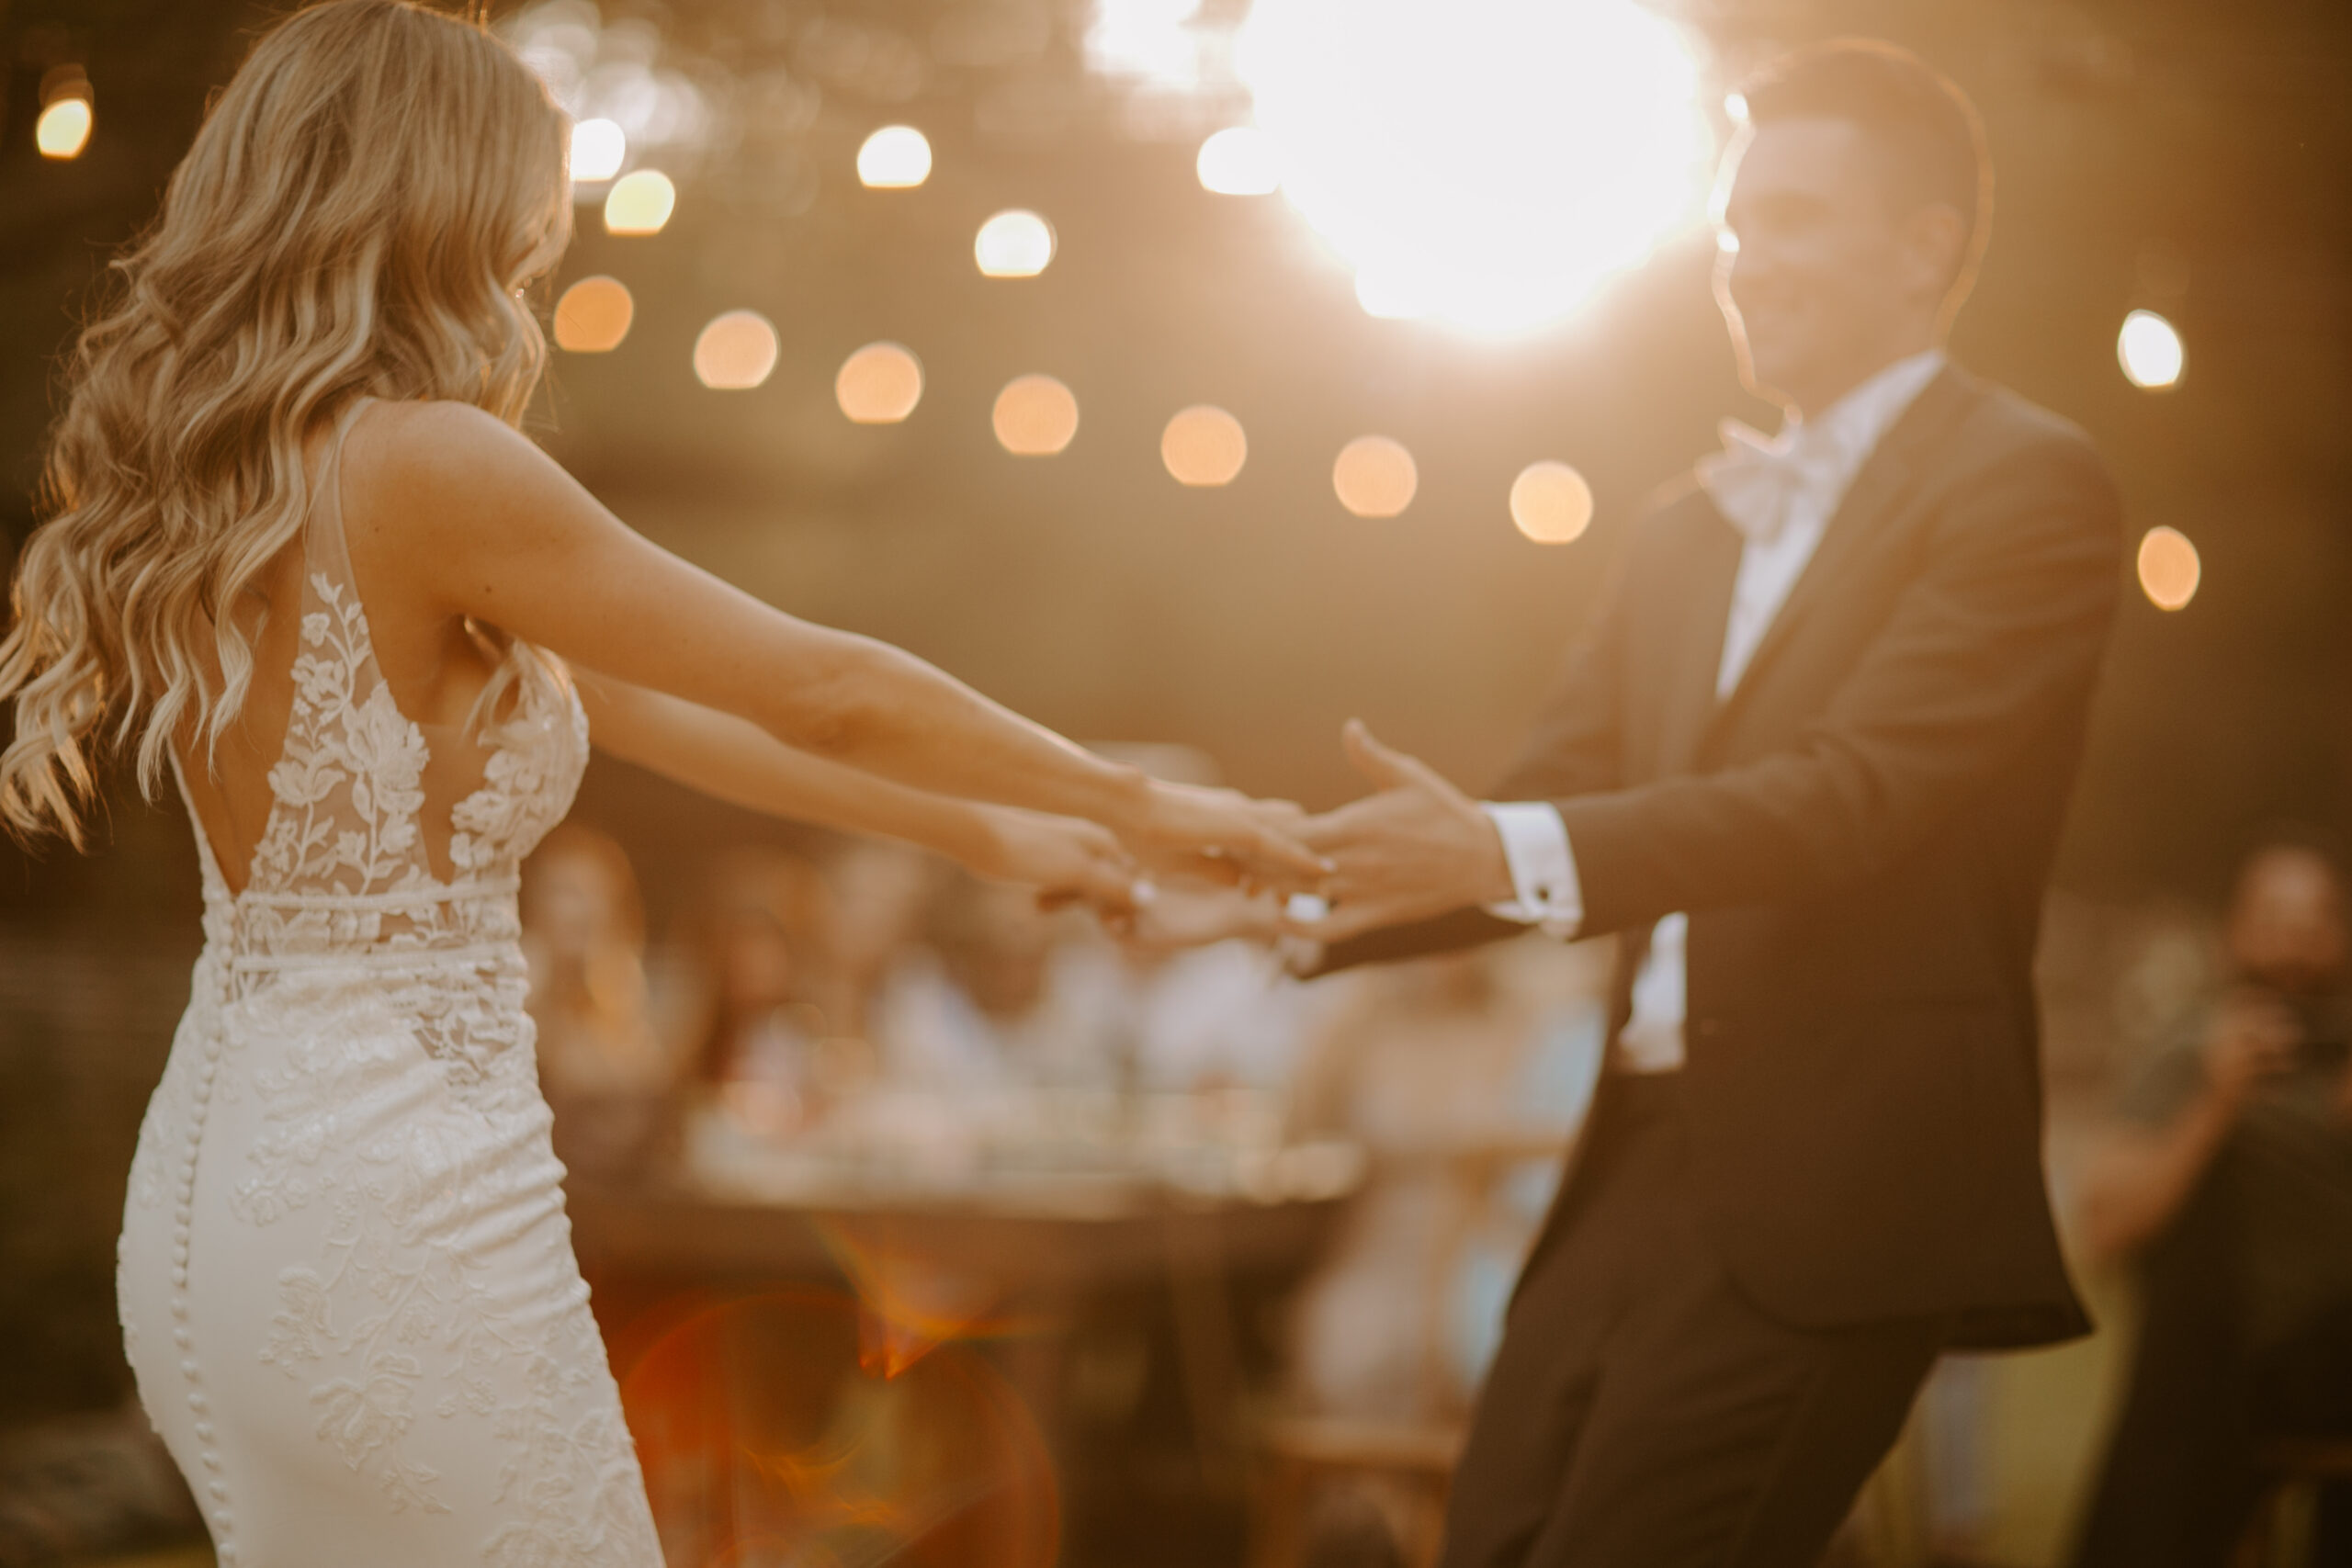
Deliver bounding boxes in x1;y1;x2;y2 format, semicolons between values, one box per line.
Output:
0;3;1321;1562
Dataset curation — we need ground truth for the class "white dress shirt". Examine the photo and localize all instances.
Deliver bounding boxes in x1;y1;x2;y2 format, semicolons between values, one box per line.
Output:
1483;349;1947;1073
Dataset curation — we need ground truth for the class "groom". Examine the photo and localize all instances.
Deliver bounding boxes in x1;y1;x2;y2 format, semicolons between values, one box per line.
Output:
1291;39;2121;1568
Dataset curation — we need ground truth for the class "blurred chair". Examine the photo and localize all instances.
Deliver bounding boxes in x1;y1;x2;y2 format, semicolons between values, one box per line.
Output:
1250;1129;1571;1568
2237;1439;2352;1568
1250;948;1607;1568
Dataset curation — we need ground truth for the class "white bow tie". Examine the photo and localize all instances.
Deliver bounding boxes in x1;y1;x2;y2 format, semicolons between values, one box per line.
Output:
1698;419;1852;546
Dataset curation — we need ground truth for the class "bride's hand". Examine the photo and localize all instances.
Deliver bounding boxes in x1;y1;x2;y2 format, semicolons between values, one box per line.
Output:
968;807;1146;917
1117;881;1284;953
1116;780;1329;897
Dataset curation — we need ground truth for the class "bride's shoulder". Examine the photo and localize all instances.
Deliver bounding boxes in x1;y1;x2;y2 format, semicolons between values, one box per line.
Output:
345;399;570;516
353;398;540;472
341;400;603;593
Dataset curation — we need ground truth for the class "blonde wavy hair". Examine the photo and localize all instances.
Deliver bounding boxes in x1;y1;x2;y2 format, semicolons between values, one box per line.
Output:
0;0;571;847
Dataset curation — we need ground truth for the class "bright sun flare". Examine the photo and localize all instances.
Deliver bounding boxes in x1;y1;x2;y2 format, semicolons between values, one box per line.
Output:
1238;0;1713;333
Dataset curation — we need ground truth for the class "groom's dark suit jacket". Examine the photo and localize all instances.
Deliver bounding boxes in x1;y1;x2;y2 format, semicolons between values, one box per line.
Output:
1327;364;2120;1349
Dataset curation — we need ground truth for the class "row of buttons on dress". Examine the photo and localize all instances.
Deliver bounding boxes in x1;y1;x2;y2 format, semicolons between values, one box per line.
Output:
171;1010;238;1566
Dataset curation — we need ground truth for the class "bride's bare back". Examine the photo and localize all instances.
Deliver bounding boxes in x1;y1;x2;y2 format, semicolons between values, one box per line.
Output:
175;401;524;894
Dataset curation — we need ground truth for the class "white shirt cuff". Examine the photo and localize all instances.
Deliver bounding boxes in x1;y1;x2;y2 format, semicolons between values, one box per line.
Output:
1479;802;1583;939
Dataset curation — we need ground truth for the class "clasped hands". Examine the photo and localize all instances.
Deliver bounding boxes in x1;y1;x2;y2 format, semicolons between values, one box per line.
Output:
1046;719;1513;953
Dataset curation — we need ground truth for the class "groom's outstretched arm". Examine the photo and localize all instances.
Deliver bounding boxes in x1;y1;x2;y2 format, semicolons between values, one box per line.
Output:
1300;432;2120;953
1549;434;2118;938
1302;558;1637;972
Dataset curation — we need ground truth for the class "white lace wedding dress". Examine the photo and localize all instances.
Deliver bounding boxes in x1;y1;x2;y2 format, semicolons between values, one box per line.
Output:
116;401;664;1567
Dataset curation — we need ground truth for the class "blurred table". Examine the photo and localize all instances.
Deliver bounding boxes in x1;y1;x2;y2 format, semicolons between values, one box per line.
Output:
566;1176;1353;1292
566;1130;1366;1524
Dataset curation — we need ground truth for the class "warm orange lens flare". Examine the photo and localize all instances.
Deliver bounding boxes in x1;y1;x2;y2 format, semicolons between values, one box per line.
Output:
620;1291;1058;1568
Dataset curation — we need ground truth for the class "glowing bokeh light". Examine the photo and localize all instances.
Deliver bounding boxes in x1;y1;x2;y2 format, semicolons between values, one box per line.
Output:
1196;127;1281;196
569;117;626;183
993;375;1079;456
1087;0;1204;88
1160;406;1248;486
552;276;634;353
694;310;779;389
1238;0;1711;332
2118;309;2185;390
857;125;933;188
1333;436;1418;517
2137;526;2200;611
1510;461;1595;543
836;342;925;423
35;98;91;161
976;210;1056;277
603;168;676;235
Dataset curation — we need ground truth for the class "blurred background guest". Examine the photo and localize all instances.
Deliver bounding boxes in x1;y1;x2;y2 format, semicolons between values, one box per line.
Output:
1283;944;1606;1418
1272;942;1608;1564
520;823;674;1176
680;845;842;1134
876;870;1130;1094
2073;836;2352;1568
814;835;944;1045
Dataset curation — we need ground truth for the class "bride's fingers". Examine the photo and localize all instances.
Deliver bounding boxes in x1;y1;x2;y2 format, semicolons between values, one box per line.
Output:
1226;819;1332;893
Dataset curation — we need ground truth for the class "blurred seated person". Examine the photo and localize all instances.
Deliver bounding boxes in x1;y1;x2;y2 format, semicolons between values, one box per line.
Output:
1123;910;1315;1099
2073;837;2352;1568
814;835;943;1043
682;845;843;1135
873;871;1127;1094
520;824;672;1175
1282;944;1604;1422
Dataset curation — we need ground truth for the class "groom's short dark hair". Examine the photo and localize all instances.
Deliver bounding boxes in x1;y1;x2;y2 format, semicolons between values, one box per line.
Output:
1738;39;1993;290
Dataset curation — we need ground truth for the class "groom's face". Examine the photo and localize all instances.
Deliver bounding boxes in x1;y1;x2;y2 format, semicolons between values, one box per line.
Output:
1713;117;1940;414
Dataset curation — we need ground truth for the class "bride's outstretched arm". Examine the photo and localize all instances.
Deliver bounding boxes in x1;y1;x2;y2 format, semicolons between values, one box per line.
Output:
576;669;1140;910
365;400;1323;891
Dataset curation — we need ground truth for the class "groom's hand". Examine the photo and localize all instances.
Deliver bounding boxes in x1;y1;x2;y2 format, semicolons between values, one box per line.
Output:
1289;720;1514;943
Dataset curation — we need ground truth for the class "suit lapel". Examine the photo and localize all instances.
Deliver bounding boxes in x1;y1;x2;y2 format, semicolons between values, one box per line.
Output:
1698;366;1983;748
1656;506;1742;777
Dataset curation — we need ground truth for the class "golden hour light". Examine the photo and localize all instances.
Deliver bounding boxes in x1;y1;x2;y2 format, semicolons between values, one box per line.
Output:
994;375;1079;456
1161;406;1248;486
2137;525;2200;611
1196;128;1281;196
836;343;924;423
2118;309;2185;390
36;97;93;161
1238;0;1710;332
693;310;779;390
1333;436;1418;518
1510;461;1595;543
857;126;933;188
553;276;634;353
976;210;1055;277
604;169;676;236
569;118;626;184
